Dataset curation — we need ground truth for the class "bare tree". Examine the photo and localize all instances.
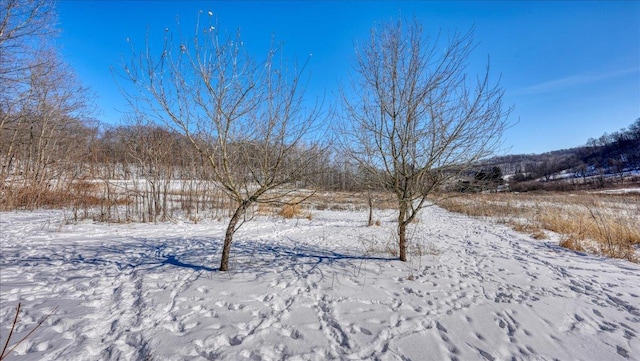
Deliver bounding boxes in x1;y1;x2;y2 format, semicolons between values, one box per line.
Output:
0;50;95;208
1;0;95;209
341;19;510;261
121;14;325;271
1;0;56;187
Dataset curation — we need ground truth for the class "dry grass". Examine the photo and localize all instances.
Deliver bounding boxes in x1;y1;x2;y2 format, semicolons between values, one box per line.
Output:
1;181;107;211
279;204;300;218
278;204;312;220
256;203;276;216
308;191;395;212
437;192;640;263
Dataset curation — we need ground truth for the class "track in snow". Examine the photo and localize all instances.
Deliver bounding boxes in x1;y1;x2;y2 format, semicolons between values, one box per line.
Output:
1;207;638;360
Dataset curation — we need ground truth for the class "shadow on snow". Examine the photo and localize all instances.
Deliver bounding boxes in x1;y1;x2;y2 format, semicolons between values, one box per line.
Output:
0;236;395;275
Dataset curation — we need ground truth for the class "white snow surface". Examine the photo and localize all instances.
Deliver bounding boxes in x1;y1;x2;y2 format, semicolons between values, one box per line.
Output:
1;207;639;361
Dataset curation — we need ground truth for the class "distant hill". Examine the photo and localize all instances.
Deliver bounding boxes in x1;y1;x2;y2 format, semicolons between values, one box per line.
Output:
475;118;640;191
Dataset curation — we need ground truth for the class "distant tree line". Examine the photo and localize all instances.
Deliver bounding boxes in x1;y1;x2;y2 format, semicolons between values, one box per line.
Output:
478;118;640;191
583;118;640;176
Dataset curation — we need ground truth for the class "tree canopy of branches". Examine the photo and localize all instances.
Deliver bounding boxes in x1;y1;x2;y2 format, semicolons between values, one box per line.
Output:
341;18;510;261
121;14;326;271
0;0;57;86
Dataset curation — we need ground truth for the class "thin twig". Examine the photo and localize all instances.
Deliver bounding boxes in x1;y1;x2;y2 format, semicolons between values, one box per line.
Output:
0;303;21;359
0;304;58;361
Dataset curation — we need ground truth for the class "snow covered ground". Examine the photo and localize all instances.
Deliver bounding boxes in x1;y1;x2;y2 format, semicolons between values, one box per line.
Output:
593;187;640;195
1;206;639;360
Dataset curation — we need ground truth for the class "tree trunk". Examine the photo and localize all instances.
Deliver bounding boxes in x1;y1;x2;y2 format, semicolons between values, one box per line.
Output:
368;194;374;226
220;199;252;271
398;202;408;261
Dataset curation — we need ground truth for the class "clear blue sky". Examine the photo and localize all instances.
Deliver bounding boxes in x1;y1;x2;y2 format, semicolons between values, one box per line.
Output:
55;1;639;155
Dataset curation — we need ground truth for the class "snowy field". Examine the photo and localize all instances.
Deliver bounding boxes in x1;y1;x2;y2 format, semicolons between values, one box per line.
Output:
1;206;639;360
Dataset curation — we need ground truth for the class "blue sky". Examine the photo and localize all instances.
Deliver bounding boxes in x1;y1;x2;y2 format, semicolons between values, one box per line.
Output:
55;1;639;155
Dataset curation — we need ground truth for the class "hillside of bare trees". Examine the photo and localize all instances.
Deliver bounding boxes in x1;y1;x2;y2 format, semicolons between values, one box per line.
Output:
475;118;640;192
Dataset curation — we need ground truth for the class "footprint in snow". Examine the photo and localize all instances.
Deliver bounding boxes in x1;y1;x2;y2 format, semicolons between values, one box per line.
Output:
616;345;630;359
474;347;495;361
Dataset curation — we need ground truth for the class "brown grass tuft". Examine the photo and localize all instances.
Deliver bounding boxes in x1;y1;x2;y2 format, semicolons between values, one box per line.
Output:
279;204;302;218
559;235;585;253
279;204;312;220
